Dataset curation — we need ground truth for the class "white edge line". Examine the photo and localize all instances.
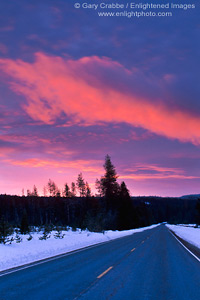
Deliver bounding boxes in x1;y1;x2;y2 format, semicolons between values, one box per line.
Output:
169;230;200;263
0;232;138;278
0;226;158;278
0;241;114;277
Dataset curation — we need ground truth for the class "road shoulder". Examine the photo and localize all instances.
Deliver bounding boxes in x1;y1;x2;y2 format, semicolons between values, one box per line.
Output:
169;229;200;260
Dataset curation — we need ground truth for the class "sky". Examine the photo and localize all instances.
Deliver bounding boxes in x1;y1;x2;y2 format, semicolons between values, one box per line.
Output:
0;0;200;197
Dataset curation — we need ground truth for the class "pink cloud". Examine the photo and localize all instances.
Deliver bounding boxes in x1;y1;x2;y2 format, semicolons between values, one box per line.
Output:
0;53;200;144
121;164;200;180
121;174;200;180
4;158;103;175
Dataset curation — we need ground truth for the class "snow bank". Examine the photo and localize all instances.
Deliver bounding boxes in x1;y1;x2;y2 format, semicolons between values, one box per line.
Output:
166;224;200;249
0;224;159;272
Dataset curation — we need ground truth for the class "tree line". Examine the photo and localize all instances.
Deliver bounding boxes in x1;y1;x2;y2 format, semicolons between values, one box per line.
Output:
26;173;91;198
0;155;200;244
24;155;132;198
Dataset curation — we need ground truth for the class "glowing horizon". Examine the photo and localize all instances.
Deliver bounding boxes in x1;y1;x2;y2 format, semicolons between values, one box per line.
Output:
0;0;200;197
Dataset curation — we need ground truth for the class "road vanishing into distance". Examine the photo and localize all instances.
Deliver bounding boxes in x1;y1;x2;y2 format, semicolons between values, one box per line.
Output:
0;225;200;300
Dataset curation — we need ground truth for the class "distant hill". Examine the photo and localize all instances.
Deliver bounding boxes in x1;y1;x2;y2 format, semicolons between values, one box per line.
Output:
181;194;200;199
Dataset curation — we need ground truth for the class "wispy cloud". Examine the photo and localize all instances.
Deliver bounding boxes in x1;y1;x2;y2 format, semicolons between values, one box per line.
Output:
120;164;200;180
0;53;200;145
4;158;103;175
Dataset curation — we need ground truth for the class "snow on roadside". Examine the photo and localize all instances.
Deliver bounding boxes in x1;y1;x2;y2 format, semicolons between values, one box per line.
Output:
166;224;200;249
0;224;159;272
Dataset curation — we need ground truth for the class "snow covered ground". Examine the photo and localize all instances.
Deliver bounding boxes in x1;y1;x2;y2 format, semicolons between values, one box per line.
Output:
0;224;159;272
166;224;200;249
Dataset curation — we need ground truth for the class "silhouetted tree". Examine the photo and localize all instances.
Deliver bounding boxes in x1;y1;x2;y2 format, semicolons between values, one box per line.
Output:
56;189;61;197
196;198;200;226
86;182;91;197
76;173;86;197
101;155;119;199
54;226;65;239
15;232;22;243
47;179;57;197
71;182;76;197
32;185;38;197
0;216;12;244
64;183;70;198
95;178;104;196
39;224;52;240
118;182;134;230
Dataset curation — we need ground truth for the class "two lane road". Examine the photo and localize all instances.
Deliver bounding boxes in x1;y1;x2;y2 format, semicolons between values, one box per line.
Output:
0;225;200;300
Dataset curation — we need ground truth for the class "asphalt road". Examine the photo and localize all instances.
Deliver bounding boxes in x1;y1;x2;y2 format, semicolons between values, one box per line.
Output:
0;225;200;300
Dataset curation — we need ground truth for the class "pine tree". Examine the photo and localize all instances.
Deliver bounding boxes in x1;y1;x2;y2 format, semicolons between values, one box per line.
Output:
100;155;119;199
0;217;12;244
71;182;76;197
118;181;133;230
86;182;91;197
64;183;70;197
39;225;51;240
54;226;65;239
15;233;22;243
76;173;86;197
32;185;38;196
95;178;104;196
47;179;58;197
56;189;61;197
120;181;130;199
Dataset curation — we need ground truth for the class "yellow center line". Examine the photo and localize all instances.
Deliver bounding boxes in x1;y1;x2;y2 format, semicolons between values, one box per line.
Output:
131;247;136;252
97;266;113;279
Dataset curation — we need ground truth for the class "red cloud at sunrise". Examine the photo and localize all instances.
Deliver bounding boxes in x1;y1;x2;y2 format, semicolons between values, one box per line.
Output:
0;52;200;145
